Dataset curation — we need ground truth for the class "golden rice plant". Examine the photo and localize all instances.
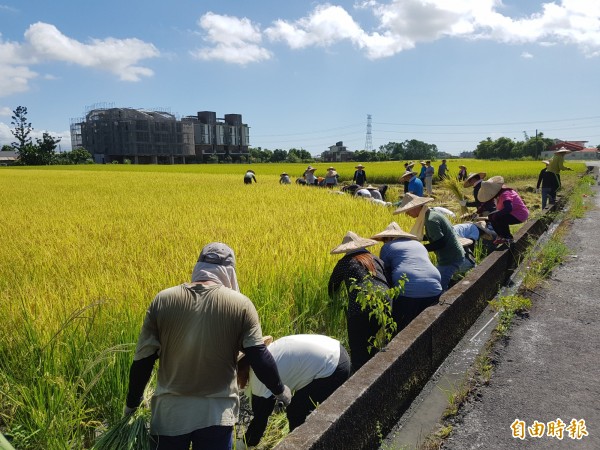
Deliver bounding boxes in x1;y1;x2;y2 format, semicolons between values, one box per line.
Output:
440;176;468;215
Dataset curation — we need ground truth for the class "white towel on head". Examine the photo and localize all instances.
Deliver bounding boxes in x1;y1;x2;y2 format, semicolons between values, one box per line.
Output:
191;261;240;292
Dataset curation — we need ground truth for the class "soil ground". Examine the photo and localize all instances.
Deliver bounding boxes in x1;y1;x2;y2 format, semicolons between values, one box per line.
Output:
443;165;600;449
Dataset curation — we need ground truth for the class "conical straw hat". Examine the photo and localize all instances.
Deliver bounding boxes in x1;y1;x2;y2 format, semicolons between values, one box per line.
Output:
393;193;434;215
330;231;379;255
477;176;506;203
371;222;418;241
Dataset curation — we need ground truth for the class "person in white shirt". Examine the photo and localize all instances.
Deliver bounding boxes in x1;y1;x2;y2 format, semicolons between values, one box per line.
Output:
237;334;350;448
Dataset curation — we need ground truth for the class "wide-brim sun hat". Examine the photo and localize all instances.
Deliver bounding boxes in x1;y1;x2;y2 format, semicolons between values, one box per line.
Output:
420;161;426;165
247;169;255;174
371;222;418;241
542;160;550;165
307;167;317;172
280;172;288;176
477;176;506;203
393;193;434;215
463;172;487;187
365;185;378;190
400;170;416;180
473;221;497;240
331;231;379;254
327;166;335;170
355;164;365;169
554;148;571;154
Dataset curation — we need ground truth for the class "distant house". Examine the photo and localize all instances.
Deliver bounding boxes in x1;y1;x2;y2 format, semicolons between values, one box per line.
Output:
541;140;599;160
321;141;354;162
0;151;18;166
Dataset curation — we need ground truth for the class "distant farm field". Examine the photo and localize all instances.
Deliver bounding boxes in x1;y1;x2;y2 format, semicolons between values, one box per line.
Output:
0;160;584;448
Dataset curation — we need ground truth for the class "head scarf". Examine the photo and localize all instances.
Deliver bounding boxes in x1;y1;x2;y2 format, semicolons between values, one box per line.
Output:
191;242;240;291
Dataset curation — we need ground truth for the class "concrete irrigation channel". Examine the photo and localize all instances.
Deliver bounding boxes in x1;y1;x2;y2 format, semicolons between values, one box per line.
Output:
273;174;583;450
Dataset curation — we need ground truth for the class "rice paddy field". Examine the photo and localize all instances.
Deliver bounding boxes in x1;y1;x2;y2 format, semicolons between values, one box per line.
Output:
0;159;585;449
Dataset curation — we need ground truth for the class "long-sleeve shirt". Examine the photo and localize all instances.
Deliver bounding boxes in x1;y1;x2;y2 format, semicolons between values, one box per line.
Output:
547;154;568;174
353;170;367;185
423;210;465;266
425;166;435;177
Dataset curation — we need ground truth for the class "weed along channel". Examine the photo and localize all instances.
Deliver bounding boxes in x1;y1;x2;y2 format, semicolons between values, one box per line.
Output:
0;161;589;449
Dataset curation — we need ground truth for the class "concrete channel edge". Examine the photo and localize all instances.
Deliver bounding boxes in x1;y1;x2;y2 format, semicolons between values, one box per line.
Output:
274;208;556;450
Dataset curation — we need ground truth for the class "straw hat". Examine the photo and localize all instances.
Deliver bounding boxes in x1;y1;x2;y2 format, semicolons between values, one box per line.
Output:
473;221;497;241
238;336;273;361
247;169;255;174
330;231;379;254
541;160;550;165
355;164;365;169
371;222;418;241
327;166;336;171
280;172;288;176
477;176;506;203
400;170;416;181
458;165;466;169
420;160;426;165
306;166;317;172
555;149;571;155
463;172;487;187
365;185;378;190
393;193;434;215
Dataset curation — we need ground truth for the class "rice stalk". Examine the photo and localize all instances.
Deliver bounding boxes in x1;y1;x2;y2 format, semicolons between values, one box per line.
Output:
441;176;468;215
92;407;152;450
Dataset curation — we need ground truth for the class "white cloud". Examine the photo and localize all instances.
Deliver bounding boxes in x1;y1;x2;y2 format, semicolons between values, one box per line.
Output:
521;51;534;58
192;12;272;64
0;22;159;97
260;1;600;60
0;106;11;116
0;122;13;145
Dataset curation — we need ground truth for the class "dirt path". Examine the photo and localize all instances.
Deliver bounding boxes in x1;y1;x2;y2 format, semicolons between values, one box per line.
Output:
443;167;600;449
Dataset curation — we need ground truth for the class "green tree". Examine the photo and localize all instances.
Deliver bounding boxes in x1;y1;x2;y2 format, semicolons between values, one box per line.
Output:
19;132;60;165
68;147;92;164
1;144;13;152
271;149;288;162
11;106;33;152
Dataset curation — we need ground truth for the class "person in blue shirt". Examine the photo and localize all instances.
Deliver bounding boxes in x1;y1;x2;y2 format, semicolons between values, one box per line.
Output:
418;161;427;184
401;170;424;197
371;222;442;332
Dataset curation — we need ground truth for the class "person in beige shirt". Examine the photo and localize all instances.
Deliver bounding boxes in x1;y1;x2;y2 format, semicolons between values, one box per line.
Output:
124;242;291;450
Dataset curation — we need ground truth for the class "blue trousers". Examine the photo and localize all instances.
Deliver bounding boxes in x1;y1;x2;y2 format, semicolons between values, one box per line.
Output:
437;263;461;291
541;187;555;209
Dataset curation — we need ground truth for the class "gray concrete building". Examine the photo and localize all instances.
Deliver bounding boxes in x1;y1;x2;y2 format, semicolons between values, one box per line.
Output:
70;107;249;164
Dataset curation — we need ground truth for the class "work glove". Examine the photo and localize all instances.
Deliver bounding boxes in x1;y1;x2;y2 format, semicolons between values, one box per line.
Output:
274;385;292;407
459;200;467;207
123;405;137;417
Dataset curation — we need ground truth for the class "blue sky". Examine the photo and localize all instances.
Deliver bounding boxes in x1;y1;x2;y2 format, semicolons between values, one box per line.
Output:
1;0;599;156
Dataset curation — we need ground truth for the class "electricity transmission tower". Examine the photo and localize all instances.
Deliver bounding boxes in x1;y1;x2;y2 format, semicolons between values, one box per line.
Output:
364;114;373;151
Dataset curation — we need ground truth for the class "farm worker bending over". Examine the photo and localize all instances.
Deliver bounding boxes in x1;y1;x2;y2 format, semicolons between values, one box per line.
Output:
371;222;442;332
237;334;350;449
123;242;291;450
244;169;257;184
353;164;367;186
394;194;465;291
279;172;291;184
477;176;529;247
304;166;317;185
400;170;423;197
328;231;391;371
461;172;496;217
325;166;339;188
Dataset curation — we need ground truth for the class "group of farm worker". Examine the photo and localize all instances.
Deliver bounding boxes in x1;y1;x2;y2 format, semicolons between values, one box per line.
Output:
121;151;572;450
123;242;351;449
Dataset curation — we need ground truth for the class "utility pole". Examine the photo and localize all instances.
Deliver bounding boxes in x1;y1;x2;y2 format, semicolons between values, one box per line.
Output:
364;114;373;152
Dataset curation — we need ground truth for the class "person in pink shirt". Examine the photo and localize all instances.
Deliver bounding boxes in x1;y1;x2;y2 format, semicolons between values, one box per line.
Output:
477;176;529;245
